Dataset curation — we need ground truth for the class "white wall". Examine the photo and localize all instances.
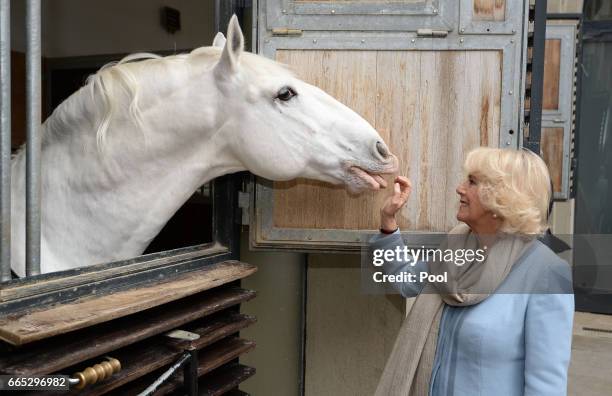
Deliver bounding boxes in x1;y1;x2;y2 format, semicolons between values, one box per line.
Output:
11;0;215;57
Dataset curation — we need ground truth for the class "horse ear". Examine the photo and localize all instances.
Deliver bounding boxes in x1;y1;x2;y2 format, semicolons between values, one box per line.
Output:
215;15;244;74
212;32;226;48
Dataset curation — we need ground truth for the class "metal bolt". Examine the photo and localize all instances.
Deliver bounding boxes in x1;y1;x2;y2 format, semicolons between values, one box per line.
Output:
307;236;312;240
282;9;286;13
361;39;365;43
411;38;416;43
313;39;317;44
433;8;438;14
331;9;335;14
506;141;511;146
510;39;515;43
460;38;464;43
509;90;513;95
460;28;465;33
264;39;270;44
512;29;516;33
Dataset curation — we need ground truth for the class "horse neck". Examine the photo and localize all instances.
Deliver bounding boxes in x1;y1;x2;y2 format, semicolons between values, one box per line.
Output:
19;74;244;272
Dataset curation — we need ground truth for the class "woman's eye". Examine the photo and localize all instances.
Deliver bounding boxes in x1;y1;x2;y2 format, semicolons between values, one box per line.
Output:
276;86;297;101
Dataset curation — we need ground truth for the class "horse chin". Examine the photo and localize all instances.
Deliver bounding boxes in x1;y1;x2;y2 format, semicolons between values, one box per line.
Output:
345;166;389;195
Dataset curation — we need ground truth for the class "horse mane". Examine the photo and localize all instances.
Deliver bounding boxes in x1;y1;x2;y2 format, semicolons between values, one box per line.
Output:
86;52;165;148
46;46;292;150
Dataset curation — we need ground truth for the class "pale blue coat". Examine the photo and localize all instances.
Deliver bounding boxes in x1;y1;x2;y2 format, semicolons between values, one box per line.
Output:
370;231;574;396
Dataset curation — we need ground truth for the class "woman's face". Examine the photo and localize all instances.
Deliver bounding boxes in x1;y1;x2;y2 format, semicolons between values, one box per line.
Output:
456;174;489;226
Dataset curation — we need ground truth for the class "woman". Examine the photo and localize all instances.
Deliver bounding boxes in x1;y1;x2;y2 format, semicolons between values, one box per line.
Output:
372;147;574;396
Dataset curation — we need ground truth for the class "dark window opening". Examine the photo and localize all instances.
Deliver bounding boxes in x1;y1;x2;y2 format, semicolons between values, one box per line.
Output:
573;0;612;313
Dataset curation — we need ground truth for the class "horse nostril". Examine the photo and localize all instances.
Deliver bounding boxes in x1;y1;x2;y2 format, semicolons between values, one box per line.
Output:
376;141;390;159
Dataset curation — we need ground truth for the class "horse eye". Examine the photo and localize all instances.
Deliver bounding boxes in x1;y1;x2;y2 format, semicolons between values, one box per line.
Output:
276;86;297;101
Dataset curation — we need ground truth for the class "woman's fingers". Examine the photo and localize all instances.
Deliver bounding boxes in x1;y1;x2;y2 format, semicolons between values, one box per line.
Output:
394;176;412;203
381;176;411;218
394;181;401;195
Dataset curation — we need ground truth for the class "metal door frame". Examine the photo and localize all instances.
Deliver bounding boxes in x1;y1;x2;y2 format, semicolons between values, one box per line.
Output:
541;22;578;200
251;0;529;251
266;0;456;31
458;0;523;35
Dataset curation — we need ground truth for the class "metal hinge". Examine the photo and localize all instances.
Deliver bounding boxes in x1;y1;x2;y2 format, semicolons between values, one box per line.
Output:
416;28;449;37
272;28;303;36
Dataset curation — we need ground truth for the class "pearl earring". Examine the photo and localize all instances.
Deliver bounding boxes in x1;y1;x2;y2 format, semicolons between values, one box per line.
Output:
492;213;498;219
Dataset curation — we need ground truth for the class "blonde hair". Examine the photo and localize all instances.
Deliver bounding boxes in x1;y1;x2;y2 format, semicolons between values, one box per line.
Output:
463;147;551;235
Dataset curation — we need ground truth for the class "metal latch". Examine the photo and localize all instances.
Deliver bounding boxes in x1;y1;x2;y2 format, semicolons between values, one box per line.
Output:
416;28;449;37
272;28;303;36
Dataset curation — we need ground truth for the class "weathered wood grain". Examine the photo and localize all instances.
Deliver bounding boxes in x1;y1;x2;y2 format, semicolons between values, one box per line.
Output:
273;50;501;232
196;364;255;396
76;332;255;396
541;127;564;193
473;0;506;21
543;39;562;111
548;0;583;13
151;338;255;396
0;261;257;345
0;290;256;375
0;244;227;302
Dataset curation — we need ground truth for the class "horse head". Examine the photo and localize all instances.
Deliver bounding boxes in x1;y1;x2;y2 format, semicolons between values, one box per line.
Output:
210;16;397;194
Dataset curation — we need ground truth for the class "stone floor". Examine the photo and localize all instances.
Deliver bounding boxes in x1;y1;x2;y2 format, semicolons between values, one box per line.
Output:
568;312;612;395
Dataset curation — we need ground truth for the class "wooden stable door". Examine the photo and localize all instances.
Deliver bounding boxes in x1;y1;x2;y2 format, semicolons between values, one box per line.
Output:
253;0;527;251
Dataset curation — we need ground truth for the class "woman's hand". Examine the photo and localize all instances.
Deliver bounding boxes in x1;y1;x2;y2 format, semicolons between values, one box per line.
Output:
380;176;412;232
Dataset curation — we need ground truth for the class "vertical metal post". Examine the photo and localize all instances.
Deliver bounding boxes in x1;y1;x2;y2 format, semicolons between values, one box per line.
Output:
0;0;11;281
183;348;199;396
25;0;41;276
525;0;548;154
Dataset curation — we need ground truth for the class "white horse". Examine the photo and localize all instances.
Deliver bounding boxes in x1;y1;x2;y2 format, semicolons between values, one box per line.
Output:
10;16;397;276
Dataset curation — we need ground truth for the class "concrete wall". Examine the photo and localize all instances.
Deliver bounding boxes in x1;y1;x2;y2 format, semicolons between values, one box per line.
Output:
10;0;216;57
304;253;405;396
239;231;305;396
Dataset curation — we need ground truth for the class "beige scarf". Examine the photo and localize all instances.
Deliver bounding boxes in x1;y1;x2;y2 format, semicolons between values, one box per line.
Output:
374;223;533;396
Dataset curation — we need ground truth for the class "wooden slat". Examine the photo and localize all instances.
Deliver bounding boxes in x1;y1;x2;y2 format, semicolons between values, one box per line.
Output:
115;339;256;396
272;50;501;232
543;39;562;111
153;338;255;396
0;244;227;302
76;328;256;396
473;0;506;21
199;364;256;396
0;261;257;345
221;390;251;396
541;127;564;193
0;289;256;375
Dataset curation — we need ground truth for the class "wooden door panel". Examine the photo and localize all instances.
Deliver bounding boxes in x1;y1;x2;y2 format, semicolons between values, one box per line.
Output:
272;50;501;232
473;0;506;21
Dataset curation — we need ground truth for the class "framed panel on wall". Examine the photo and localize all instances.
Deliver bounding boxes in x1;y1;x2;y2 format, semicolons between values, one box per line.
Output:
541;21;579;200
